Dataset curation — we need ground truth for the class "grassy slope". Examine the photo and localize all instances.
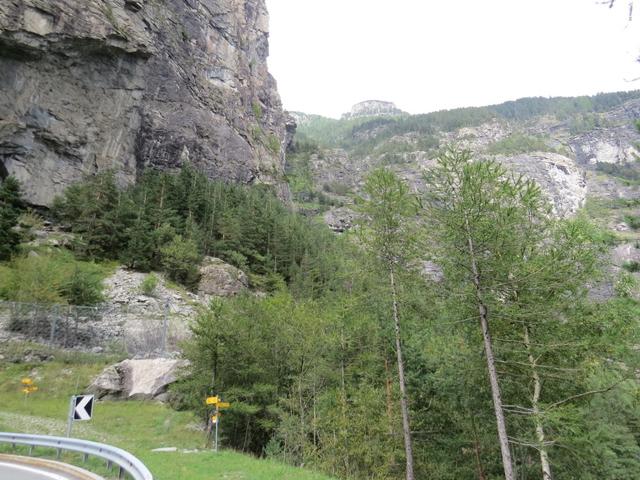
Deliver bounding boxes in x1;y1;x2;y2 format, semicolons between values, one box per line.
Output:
0;349;334;480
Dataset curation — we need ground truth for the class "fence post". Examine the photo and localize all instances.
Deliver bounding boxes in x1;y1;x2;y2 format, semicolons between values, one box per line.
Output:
161;300;170;356
49;305;58;346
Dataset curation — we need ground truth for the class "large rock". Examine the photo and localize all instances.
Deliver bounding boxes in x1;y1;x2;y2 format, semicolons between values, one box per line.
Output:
89;358;188;400
342;100;406;120
323;207;357;233
198;257;248;297
0;0;291;206
497;152;587;217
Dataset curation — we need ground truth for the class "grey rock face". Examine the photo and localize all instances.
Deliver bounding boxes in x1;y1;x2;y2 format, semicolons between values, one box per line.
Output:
342;100;406;120
0;0;289;206
497;152;587;217
570;126;639;165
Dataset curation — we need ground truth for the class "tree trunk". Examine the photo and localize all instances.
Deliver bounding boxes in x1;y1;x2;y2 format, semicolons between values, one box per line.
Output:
465;224;515;480
523;326;553;480
471;413;488;480
389;268;415;480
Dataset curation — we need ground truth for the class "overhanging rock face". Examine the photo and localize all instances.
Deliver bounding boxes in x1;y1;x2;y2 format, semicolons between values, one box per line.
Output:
0;0;290;206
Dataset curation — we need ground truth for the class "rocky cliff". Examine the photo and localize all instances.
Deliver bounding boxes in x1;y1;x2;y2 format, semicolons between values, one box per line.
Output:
0;0;290;206
341;100;405;120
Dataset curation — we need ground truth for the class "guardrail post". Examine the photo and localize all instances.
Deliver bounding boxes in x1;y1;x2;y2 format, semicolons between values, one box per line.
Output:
83;452;88;463
119;465;125;479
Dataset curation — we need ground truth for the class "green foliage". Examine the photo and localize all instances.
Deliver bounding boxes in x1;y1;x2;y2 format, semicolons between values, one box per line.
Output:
0;356;335;480
0;176;25;261
267;133;281;155
53;170;128;259
140;273;159;296
252;101;263;120
596;161;640;185
624;214;640;229
419;146;640;479
59;265;105;305
615;272;639;298
622;260;640;272
569;112;610;134
0;250;108;304
486;132;556;155
298;91;640;152
321;181;351;196
161;235;201;289
358;168;417;265
54;166;341;294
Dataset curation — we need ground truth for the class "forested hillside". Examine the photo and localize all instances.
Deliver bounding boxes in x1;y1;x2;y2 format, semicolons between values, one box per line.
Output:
3;91;640;480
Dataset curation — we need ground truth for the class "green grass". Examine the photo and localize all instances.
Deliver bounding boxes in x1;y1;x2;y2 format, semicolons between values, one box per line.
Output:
0;347;335;480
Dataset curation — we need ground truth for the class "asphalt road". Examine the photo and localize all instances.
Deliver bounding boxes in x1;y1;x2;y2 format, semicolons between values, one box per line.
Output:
0;460;69;479
0;457;100;480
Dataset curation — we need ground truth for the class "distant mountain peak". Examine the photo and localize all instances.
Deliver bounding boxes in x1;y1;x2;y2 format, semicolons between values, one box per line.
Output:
342;100;406;120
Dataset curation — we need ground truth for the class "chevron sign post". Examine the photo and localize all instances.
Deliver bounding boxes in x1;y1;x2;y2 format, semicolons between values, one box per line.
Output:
66;395;94;437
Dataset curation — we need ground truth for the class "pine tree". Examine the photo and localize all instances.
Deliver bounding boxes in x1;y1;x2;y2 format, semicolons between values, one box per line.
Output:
359;168;417;480
0;176;24;260
422;148;537;480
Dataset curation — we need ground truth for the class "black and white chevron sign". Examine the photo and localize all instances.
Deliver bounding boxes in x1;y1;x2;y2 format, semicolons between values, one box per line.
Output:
73;395;94;421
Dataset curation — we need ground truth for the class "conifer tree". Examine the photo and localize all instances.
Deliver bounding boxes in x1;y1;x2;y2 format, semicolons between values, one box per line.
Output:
422;148;534;480
0;176;24;260
359;168;417;480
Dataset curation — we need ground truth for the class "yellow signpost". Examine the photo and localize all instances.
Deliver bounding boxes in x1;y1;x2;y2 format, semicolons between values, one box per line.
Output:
21;378;38;397
205;395;231;452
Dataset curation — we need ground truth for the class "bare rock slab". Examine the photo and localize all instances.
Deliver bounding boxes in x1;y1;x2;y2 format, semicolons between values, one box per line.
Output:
89;358;188;401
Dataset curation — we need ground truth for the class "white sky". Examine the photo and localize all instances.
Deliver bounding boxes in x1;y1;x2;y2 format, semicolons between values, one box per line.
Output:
266;0;640;118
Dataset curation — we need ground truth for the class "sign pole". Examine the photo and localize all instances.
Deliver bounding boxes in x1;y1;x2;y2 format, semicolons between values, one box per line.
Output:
66;395;75;438
214;404;219;453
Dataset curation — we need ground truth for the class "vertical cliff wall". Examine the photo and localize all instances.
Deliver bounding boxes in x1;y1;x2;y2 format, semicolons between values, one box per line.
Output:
0;0;291;205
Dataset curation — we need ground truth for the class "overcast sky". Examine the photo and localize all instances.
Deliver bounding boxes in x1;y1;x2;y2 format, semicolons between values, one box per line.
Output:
266;0;640;118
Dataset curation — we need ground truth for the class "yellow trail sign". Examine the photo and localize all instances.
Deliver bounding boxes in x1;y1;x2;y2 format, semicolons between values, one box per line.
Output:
206;396;219;405
21;378;33;385
211;414;218;424
217;402;231;409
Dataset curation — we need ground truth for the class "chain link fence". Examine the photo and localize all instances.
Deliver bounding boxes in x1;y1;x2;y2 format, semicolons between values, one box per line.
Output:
0;301;193;357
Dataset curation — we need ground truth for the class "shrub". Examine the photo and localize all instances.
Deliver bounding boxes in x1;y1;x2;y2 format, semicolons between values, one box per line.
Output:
140;273;159;296
622;261;640;273
615;272;639;298
60;265;105;305
486;133;554;155
322;182;351;196
0;251;107;304
267;133;281;155
161;235;201;290
252;101;263;120
624;215;640;230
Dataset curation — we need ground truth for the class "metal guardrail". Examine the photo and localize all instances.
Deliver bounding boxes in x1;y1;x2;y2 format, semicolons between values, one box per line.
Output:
0;432;153;480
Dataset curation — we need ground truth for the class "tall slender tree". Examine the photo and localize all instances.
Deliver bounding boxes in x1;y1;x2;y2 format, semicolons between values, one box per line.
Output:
359;168;417;480
421;147;549;480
